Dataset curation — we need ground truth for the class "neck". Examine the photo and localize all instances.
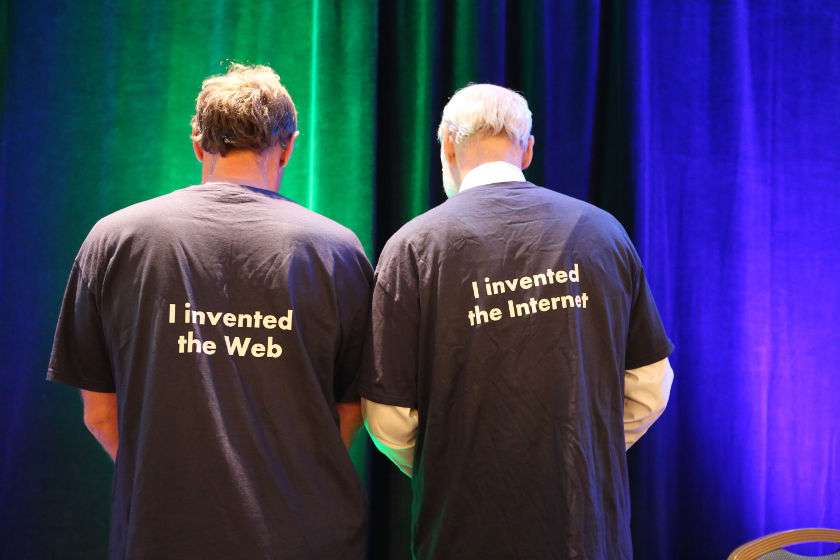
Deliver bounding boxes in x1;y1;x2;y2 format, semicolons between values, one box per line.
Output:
202;150;280;192
455;137;523;183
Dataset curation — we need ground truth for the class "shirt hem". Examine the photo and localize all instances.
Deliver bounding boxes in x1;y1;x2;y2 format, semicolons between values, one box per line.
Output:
358;386;417;409
625;340;675;371
47;368;116;393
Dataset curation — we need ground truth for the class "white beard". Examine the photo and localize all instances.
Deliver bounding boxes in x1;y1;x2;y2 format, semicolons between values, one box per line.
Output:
441;149;459;198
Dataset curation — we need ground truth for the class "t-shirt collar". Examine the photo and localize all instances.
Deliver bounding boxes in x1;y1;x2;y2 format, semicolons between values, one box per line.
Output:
458;161;526;193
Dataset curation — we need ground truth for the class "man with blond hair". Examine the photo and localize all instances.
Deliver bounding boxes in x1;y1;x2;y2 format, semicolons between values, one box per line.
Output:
48;63;370;559
361;84;674;559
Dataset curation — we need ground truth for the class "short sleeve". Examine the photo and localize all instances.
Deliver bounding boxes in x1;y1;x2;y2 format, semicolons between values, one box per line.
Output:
358;243;420;409
625;266;674;370
333;247;375;403
47;261;115;392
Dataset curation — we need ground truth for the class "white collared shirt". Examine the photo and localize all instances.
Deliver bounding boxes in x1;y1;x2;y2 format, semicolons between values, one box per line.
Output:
362;164;674;476
363;357;674;476
457;161;526;193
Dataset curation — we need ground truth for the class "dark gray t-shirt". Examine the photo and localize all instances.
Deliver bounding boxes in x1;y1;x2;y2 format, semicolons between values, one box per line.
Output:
360;182;673;560
48;182;372;560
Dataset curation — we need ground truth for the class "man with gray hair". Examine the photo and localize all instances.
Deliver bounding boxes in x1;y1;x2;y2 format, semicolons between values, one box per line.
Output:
361;84;674;559
47;63;370;558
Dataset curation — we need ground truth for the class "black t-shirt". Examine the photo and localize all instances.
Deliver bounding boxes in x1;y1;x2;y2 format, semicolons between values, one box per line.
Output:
360;182;673;560
48;182;372;560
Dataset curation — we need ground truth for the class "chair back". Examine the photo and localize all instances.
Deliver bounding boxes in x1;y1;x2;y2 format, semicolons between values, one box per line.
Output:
728;528;840;560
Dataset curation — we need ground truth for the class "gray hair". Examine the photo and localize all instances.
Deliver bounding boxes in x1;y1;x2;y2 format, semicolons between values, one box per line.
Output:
437;84;532;149
190;63;297;156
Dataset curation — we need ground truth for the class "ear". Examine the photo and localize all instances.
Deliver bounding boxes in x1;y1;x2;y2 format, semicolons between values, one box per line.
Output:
442;131;457;165
521;135;535;170
278;131;300;167
193;141;204;162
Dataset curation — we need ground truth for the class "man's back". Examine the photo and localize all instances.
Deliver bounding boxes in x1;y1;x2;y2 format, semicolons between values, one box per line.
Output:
363;181;672;559
49;182;370;559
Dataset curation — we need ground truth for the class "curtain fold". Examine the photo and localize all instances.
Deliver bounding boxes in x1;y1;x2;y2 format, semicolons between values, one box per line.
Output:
628;1;840;557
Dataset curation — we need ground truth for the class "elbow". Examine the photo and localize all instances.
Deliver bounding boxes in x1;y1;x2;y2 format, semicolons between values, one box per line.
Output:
658;360;675;414
361;399;418;446
83;408;117;434
80;390;118;434
365;417;417;447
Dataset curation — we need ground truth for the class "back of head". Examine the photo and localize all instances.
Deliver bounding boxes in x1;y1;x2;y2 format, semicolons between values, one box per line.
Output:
191;63;298;156
437;83;532;149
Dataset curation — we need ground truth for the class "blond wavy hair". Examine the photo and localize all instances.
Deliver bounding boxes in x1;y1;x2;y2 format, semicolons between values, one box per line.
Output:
190;63;297;156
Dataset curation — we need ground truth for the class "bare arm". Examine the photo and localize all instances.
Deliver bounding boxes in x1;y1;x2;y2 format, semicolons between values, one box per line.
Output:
81;389;119;461
337;401;363;449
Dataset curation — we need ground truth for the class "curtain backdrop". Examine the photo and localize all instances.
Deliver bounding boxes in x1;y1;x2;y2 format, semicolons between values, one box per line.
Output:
2;2;838;559
627;2;840;556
